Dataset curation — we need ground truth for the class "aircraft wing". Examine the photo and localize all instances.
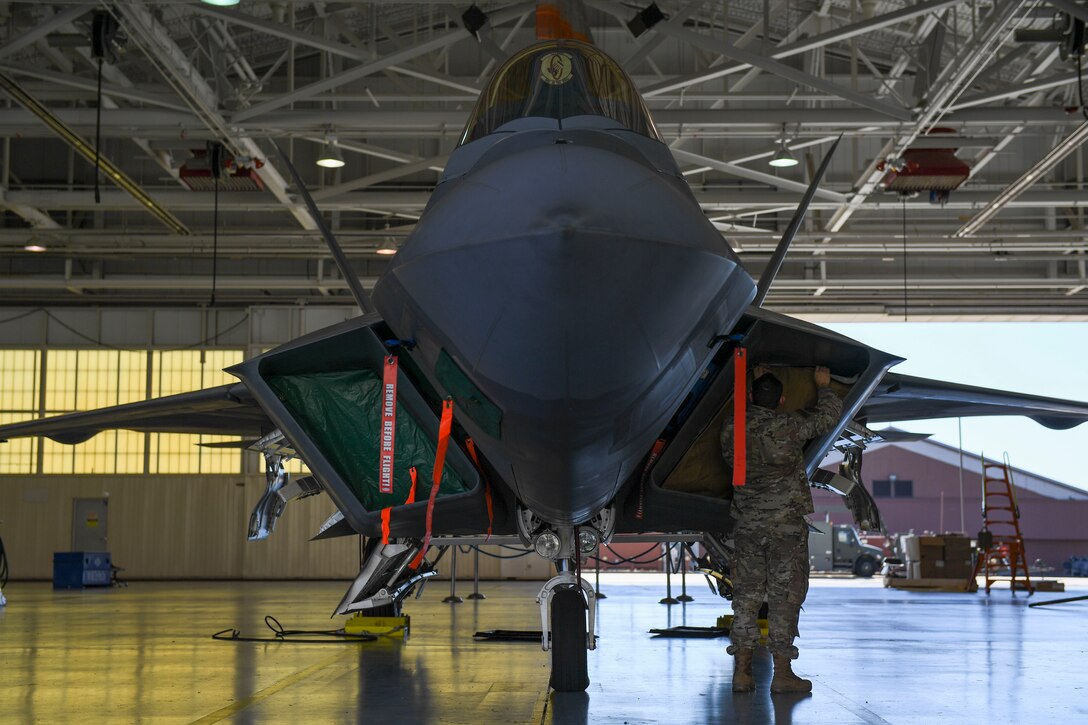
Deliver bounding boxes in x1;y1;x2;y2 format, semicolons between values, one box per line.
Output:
0;383;271;444
859;373;1088;430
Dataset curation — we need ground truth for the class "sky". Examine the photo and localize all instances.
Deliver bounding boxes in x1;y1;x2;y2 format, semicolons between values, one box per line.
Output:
821;322;1088;493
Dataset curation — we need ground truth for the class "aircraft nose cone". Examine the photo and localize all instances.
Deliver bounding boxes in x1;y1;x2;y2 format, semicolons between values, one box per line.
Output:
374;133;754;523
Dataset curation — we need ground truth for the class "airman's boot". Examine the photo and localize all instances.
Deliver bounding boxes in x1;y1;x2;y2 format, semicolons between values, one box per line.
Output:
731;648;755;692
770;654;812;693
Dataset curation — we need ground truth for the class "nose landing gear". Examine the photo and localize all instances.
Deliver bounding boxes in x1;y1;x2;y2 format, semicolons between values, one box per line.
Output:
537;568;597;692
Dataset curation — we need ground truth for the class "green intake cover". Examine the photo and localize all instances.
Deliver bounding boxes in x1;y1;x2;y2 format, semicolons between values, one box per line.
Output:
435;349;502;439
268;369;468;511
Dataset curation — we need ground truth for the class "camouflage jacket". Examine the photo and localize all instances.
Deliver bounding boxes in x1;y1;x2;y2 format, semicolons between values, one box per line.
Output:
720;386;843;525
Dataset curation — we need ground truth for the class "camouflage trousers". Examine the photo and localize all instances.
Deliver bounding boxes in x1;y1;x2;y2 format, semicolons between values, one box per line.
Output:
727;516;809;659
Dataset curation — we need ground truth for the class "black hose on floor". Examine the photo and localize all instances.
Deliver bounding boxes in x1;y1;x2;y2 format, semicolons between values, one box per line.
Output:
0;535;8;588
212;615;386;644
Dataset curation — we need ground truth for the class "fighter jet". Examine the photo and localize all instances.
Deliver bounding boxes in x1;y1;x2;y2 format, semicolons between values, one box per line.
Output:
3;38;1088;693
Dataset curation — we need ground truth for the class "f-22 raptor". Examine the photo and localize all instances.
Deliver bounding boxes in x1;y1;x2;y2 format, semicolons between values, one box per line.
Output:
3;38;1088;692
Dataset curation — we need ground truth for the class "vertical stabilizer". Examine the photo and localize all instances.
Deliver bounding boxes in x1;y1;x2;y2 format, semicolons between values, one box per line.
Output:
272;141;375;314
752;136;842;308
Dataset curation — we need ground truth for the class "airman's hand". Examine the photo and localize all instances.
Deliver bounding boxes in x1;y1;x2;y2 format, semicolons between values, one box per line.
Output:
814;366;831;387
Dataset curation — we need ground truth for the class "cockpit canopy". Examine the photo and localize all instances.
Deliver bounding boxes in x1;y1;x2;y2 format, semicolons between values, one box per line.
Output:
459;40;661;145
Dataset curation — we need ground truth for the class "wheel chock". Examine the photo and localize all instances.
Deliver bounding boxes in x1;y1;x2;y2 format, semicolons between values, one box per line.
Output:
344;613;410;639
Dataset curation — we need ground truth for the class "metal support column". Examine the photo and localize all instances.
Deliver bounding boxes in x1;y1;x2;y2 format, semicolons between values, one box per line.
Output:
677;544;693;602
442;546;463;603
660;542;679;605
467;546;485;600
594;552;606;599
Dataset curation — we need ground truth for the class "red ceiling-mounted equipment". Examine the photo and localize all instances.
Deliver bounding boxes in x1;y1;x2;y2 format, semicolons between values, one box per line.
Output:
879;130;971;204
179;148;265;192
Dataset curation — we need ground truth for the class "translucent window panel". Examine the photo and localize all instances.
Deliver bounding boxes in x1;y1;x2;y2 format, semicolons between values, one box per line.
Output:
0;350;40;474
153;350;242;396
148;432;197;475
41;350;149;474
0;412;37;474
44;349;78;413
42;429;147;475
199;434;243;473
149;350;244;474
148;433;242;474
283;458;311;475
41;437;74;474
0;349;41;412
43;350;147;414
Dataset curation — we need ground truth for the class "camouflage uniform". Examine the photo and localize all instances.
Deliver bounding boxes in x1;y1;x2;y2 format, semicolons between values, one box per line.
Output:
720;385;842;658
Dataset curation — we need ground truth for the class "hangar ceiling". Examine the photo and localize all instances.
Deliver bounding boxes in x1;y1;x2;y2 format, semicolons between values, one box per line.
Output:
0;0;1087;317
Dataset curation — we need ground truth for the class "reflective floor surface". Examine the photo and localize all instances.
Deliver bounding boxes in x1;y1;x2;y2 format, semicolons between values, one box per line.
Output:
1;574;1085;724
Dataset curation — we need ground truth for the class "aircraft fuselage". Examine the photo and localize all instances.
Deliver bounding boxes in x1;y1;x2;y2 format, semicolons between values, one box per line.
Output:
373;120;755;524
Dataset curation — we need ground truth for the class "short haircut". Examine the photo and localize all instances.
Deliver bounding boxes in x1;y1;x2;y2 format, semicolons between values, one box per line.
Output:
751;372;783;409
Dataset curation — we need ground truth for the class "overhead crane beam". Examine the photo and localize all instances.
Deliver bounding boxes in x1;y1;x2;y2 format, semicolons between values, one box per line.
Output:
638;0;958;98
108;1;316;231
228;2;535;124
824;0;1032;234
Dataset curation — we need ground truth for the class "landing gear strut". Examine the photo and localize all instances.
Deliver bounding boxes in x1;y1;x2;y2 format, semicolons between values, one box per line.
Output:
537;562;596;692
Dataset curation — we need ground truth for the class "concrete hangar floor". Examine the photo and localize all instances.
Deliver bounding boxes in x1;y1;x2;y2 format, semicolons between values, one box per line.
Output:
1;575;1084;724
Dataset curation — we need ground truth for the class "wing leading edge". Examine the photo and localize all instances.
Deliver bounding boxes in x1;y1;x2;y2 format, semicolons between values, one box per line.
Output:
859;373;1088;430
0;383;271;444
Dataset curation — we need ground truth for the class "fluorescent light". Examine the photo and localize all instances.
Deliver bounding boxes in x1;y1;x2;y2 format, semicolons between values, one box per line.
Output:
316;142;345;168
768;142;798;168
376;238;398;255
24;243;47;252
201;0;241;6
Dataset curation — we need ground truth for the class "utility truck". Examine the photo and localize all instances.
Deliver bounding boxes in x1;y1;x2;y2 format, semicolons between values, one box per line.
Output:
809;521;883;577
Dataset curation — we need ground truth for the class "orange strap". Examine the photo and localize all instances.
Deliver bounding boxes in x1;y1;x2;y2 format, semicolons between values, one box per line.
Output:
405;466;418;505
635;438;667;520
380;467;418;546
732;347;747;487
378;355;398;495
380;507;392;545
465;438;494;540
410;398;454;569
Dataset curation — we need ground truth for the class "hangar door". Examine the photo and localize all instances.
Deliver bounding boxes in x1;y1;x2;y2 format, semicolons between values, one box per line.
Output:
72;498;109;552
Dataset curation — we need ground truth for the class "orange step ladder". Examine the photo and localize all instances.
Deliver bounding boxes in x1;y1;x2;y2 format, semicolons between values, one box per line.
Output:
972;453;1034;595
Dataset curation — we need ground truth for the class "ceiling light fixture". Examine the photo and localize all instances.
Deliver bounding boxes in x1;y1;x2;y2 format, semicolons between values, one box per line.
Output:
955;120;1088;237
376;237;398;255
316;138;345;169
768;142;799;168
200;0;241;7
768;124;798;168
24;242;47;252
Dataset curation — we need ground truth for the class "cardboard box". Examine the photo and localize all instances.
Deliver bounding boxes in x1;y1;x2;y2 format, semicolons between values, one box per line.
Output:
943;535;971;552
920;558;946;579
920;543;944;563
916;534;973;579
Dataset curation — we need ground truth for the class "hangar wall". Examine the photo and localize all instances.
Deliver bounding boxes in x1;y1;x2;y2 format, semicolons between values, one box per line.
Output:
0;473;551;581
0;474;356;580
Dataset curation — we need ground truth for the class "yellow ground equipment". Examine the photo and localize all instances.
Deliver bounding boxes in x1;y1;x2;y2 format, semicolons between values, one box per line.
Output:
344;613;410;640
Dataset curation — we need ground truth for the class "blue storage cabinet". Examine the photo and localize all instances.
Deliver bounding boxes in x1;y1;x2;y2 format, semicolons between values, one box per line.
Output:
53;552;111;589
